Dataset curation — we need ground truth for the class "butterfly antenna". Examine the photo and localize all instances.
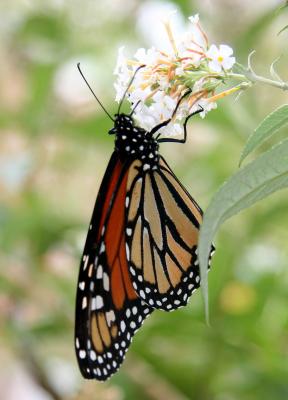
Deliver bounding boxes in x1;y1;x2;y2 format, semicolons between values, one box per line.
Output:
77;63;114;122
130;100;141;117
118;65;145;115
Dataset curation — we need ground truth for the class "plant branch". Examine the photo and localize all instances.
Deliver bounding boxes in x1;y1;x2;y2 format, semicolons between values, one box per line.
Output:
225;51;288;91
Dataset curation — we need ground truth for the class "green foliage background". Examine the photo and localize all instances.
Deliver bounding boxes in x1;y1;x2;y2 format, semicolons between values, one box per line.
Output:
0;1;287;399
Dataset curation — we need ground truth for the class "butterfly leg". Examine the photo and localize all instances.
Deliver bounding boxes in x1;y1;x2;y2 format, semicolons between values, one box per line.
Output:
149;118;172;136
158;106;204;144
149;89;193;137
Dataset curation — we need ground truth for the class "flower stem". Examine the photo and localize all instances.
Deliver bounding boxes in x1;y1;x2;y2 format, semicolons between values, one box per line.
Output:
226;72;288;91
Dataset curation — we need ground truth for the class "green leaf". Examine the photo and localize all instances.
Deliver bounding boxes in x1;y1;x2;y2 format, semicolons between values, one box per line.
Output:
199;139;288;321
239;104;288;165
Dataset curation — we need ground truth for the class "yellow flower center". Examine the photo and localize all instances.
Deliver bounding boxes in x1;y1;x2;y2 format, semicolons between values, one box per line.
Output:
217;56;224;62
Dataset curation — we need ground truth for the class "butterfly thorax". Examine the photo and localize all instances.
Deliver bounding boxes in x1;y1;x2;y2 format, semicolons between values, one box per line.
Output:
110;113;159;170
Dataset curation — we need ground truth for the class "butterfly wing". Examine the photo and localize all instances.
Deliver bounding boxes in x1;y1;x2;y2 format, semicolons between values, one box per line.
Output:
75;152;153;381
125;156;215;311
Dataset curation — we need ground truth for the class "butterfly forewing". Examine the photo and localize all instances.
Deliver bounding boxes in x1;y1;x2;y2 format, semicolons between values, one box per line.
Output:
75;152;153;381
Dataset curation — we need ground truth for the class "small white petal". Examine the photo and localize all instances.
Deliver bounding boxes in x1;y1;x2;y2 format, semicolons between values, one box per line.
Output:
188;14;199;24
222;57;236;70
219;44;233;57
206;44;218;58
208;60;222;73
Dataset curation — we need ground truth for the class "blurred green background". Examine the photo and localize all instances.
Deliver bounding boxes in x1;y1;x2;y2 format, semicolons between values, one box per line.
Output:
0;1;288;399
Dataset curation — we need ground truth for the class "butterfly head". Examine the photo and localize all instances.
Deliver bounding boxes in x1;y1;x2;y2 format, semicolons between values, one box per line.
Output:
109;113;134;135
111;113;160;168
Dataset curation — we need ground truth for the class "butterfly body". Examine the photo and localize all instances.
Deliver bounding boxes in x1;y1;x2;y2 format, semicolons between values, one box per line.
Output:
75;112;214;381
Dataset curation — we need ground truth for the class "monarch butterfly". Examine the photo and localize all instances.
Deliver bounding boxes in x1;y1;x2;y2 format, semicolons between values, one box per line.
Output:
75;64;215;381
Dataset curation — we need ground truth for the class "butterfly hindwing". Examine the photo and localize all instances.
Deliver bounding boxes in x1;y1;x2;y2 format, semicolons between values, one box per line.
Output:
125;157;214;311
75;152;153;381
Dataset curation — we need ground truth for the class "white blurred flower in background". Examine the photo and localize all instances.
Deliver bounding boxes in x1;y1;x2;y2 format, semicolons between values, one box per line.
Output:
53;56;113;111
136;1;185;52
0;131;33;194
236;243;285;284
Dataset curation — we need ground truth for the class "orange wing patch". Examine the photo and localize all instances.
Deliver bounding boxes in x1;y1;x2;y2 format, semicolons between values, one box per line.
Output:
97;158;123;241
104;169;138;306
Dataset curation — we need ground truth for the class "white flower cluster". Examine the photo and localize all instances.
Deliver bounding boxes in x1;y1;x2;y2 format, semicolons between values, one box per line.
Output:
114;13;236;136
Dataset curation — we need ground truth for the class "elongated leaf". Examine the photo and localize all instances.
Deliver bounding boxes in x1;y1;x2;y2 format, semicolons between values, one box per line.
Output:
199;139;288;321
240;104;288;165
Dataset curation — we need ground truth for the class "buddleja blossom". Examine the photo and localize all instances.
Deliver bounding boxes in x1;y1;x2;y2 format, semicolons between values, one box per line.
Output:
206;44;236;73
114;13;236;136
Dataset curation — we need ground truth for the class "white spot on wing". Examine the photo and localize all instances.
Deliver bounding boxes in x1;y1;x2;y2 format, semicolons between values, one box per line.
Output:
130;321;136;329
120;321;126;332
103;272;109;291
79;350;86;359
106;310;116;326
132;306;137;315
82;296;87;309
96;265;103;279
125;243;130;260
91;295;104;310
83;256;89;270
